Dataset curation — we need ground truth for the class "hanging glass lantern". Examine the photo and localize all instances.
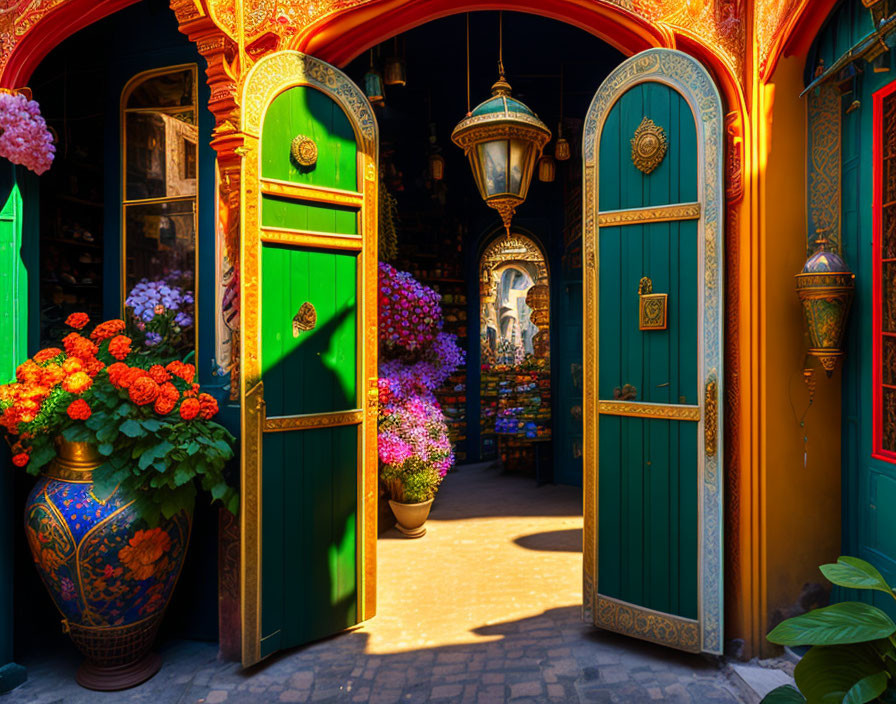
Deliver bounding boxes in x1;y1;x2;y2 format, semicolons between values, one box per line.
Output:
364;50;385;106
364;69;385;106
451;76;551;235
384;56;407;86
795;237;856;376
538;154;556;183
428;152;445;181
555;123;571;161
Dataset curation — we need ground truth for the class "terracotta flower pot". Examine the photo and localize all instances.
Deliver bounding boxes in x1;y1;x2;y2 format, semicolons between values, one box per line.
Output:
24;440;193;691
388;498;434;538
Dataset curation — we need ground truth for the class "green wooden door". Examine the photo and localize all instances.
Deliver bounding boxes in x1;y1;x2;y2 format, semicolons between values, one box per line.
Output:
239;52;379;667
0;171;26;384
582;49;724;654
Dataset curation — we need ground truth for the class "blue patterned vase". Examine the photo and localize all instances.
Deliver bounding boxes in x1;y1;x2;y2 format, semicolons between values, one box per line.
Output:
23;439;193;691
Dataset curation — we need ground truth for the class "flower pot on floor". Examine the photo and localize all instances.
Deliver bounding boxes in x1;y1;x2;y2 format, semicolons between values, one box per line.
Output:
388;498;434;538
24;440;193;691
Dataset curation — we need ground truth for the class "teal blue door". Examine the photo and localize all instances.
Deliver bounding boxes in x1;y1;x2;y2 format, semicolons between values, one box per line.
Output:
582;49;724;654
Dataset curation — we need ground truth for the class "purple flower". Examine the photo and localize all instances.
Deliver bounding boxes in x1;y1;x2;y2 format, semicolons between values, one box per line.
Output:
174;313;193;328
145;332;162;347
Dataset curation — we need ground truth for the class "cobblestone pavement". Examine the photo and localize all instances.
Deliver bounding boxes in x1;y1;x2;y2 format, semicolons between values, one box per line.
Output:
5;464;746;703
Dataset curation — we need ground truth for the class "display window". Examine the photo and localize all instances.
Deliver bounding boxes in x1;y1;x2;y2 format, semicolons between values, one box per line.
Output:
120;65;198;353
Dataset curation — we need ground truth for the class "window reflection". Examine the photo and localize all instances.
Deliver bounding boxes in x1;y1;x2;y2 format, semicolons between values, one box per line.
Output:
122;65;198;353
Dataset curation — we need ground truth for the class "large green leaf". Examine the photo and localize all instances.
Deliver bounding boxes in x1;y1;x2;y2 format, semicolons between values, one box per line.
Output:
793;643;887;703
843;671;889;704
768;603;896;646
761;686;806;704
821;557;895;597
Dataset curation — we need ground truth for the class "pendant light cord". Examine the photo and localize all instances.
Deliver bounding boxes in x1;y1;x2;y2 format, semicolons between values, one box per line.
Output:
466;13;471;115
498;11;505;80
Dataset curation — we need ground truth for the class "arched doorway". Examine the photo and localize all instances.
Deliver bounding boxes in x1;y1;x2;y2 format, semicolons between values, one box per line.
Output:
478;232;553;480
0;0;745;669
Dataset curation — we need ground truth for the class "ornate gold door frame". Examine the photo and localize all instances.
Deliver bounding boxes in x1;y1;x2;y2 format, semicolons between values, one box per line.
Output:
581;48;725;654
238;51;379;667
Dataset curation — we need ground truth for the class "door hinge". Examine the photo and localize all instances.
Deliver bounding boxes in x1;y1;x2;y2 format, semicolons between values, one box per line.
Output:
704;375;718;456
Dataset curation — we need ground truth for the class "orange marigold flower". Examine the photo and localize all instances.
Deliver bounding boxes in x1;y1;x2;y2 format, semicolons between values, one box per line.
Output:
128;377;160;406
148;365;171;384
33;348;63;364
83;356;105;377
62;371;92;394
66;399;92;420
61;357;83;375
62;333;98;360
108;335;132;361
21;385;50;402
11;453;29;467
179;397;200;421
106;362;128;387
198;393;219;420
40;364;65;387
89;319;126;342
118;527;172;581
153;394;177;416
16;360;41;384
166;361;195;384
118;367;146;390
159;382;179;401
65;312;89;330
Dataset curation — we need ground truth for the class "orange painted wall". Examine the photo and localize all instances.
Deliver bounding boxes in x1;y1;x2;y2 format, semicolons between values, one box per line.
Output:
759;54;842;657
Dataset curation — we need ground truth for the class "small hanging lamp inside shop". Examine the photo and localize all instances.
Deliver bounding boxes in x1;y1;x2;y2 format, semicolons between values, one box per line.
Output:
451;12;551;236
794;234;856;376
554;67;570;161
538;154;556;182
384;37;407;86
364;49;385;106
428;152;446;181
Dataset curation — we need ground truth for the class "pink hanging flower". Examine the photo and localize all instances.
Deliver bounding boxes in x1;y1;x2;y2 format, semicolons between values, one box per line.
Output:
0;92;55;175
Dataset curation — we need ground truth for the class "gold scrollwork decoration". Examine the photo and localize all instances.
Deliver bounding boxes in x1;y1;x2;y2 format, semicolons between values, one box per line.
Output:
598;202;700;226
705;376;718;456
596;595;700;652
263;409;364;433
290;134;318;167
631;117;668;174
598;400;700;421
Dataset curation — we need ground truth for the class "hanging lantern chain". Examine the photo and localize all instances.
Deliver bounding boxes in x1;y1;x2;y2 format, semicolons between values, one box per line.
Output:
498;11;505;81
466;13;471;116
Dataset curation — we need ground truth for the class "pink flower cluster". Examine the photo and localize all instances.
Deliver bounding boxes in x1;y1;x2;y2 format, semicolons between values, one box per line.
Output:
0;92;55;175
378;262;442;353
378;394;453;477
377;267;466;480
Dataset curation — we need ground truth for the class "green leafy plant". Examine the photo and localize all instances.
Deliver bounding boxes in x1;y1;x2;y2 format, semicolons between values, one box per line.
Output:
381;457;443;503
762;556;896;704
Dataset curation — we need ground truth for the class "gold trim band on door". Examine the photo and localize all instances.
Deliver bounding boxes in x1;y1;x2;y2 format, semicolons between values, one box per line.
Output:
597;400;701;421
597;202;701;226
260;178;364;207
263;409;364;432
260;227;363;251
595;595;700;652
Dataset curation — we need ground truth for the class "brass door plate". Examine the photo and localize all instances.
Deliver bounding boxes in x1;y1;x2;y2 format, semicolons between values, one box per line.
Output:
292;301;317;337
638;276;668;330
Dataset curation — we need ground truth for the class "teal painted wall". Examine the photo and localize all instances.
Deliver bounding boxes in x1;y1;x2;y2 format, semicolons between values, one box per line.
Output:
808;0;896;608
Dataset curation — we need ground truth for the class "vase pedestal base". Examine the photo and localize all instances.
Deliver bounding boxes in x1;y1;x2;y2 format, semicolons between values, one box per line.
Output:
395;523;426;538
76;652;161;691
